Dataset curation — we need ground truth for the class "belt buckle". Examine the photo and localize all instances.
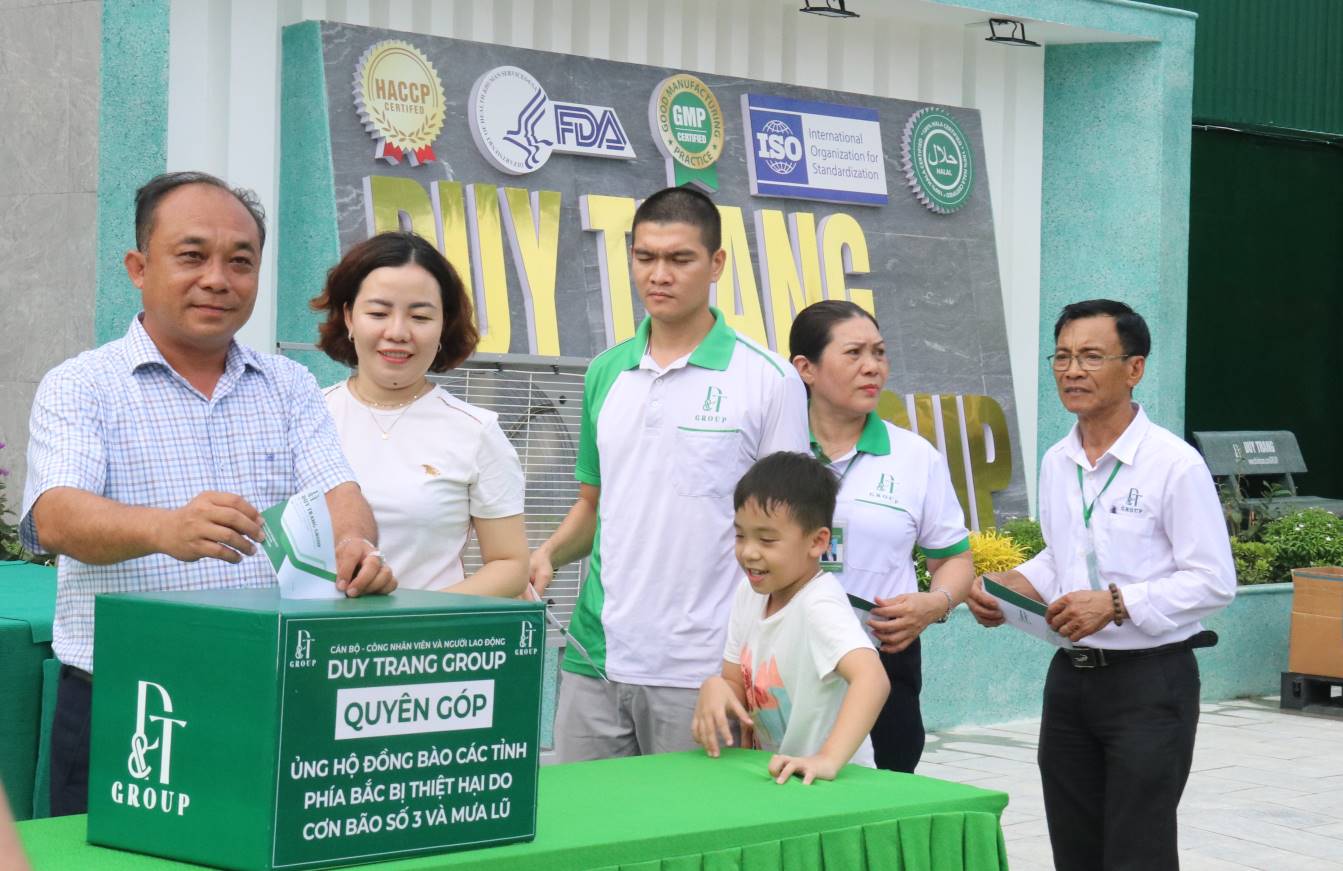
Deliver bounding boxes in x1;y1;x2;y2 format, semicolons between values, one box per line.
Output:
1068;648;1106;669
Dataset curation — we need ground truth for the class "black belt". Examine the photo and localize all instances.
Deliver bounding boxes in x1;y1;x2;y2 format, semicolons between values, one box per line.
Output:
60;664;93;684
1063;630;1218;669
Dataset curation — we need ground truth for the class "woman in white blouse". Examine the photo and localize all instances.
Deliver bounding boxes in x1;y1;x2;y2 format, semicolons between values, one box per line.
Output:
310;232;528;596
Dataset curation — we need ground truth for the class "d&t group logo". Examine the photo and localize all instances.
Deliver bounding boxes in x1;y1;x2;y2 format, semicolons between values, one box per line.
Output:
111;680;192;816
289;628;317;669
516;619;538;656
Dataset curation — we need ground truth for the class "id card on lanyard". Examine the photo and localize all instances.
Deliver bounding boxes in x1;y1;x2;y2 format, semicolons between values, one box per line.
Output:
821;453;865;573
1077;461;1122;591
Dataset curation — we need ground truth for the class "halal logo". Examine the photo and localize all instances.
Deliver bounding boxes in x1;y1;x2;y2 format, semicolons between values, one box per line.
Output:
901;107;974;214
649;74;724;191
703;386;724;413
127;681;187;784
352;40;446;167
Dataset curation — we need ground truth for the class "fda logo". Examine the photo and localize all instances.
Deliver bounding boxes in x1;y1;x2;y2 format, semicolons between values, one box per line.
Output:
749;110;808;185
127;681;186;784
470;65;635;175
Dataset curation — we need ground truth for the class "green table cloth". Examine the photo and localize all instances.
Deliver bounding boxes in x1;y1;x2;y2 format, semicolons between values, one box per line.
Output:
19;749;1008;870
0;560;58;821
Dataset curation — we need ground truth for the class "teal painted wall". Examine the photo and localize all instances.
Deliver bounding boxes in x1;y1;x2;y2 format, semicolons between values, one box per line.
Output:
934;0;1196;459
94;0;170;344
920;584;1291;731
277;22;348;389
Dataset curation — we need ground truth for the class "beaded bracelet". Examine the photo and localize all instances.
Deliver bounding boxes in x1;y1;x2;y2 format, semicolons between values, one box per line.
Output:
933;589;954;623
1108;582;1125;626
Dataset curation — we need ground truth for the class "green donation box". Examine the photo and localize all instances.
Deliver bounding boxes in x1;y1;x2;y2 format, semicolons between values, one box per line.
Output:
86;589;544;870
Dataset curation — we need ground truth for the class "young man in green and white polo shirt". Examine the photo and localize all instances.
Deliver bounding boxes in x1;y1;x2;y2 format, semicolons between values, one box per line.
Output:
529;187;809;761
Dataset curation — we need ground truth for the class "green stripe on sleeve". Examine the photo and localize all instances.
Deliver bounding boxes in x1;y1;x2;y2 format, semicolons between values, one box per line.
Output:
562;516;607;677
919;536;971;559
574;343;637;485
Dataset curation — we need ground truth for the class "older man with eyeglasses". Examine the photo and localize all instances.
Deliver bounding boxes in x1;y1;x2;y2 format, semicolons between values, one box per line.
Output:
967;299;1235;871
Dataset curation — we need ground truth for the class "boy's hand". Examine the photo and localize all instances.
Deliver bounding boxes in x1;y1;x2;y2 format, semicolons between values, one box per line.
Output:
768;753;841;785
692;676;753;758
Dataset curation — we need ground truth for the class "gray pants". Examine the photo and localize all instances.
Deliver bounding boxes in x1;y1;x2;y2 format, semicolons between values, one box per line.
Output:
554;671;700;762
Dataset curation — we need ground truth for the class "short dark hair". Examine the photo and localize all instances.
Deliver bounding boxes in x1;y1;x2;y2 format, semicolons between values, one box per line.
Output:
733;452;837;533
632;186;722;253
310;232;479;373
788;299;880;363
1054;299;1151;358
134;171;267;252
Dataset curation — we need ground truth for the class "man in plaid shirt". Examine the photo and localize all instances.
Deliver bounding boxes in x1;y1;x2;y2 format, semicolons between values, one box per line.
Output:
20;171;396;816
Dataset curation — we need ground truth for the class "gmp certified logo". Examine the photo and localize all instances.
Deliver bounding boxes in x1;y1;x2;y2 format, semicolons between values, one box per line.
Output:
469;65;635;175
901;107;974;214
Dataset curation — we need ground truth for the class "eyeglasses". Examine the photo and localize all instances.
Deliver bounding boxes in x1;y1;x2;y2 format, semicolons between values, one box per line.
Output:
1047;352;1133;371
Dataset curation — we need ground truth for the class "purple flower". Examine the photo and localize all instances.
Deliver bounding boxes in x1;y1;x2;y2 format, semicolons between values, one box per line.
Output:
0;467;9;477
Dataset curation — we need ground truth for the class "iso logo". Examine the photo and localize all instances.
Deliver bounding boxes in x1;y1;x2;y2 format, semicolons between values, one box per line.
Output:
755;119;804;176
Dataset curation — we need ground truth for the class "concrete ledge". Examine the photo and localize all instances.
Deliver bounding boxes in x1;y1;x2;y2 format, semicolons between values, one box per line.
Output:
921;582;1292;731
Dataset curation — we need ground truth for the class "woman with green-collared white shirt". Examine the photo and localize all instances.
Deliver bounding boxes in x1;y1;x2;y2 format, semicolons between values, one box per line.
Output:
789;300;975;773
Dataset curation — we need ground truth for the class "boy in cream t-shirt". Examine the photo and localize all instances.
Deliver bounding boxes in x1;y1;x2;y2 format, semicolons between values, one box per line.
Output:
693;452;890;784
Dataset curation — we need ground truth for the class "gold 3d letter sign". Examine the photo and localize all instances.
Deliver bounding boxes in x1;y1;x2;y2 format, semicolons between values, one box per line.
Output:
280;21;1029;527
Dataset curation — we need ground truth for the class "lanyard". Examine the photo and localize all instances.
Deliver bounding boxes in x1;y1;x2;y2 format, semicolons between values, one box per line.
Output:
1077;460;1122;591
1077;461;1123;528
837;452;865;485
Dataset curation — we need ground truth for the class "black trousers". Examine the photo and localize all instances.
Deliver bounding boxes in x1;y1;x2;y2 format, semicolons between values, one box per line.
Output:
1039;647;1200;871
871;638;924;774
49;666;94;817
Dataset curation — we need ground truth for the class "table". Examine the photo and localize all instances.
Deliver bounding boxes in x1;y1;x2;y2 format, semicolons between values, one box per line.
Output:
0;560;58;821
19;749;1008;870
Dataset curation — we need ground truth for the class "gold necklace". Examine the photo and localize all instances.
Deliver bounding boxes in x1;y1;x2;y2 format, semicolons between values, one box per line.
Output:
350;379;431;440
348;376;429;409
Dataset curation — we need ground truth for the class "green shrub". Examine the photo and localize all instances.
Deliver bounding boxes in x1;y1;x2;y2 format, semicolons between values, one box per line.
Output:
1230;540;1279;584
1262;509;1343;579
0;441;53;566
999;516;1045;560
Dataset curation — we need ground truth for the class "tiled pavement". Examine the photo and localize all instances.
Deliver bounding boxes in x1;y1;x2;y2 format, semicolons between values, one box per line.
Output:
924;696;1343;871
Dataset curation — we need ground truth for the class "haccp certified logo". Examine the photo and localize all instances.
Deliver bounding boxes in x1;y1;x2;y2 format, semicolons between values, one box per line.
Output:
901;107;975;214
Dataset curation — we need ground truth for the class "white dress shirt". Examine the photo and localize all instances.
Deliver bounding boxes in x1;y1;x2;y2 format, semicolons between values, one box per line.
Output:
1016;404;1235;650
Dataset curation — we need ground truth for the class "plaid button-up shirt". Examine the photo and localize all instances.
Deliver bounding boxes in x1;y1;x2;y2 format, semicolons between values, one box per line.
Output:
21;316;353;671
